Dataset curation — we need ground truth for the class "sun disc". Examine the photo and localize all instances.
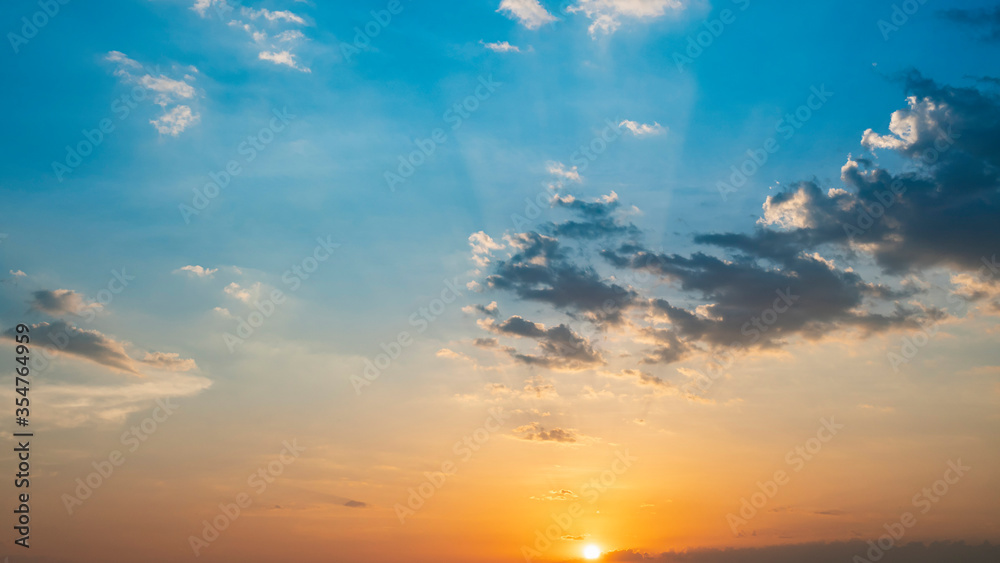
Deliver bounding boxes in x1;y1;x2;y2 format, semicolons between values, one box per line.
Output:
584;544;601;559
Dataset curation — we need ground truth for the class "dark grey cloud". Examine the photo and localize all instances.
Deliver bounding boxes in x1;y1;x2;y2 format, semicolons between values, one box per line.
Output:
2;321;197;375
30;289;91;316
343;500;367;508
547;192;640;240
940;7;1000;41
604;247;938;352
488;316;604;371
4;320;140;374
599;541;1000;562
486;232;639;326
699;73;1000;276
469;74;987;370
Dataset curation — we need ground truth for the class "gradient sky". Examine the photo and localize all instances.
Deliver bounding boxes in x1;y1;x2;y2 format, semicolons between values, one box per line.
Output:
1;0;999;562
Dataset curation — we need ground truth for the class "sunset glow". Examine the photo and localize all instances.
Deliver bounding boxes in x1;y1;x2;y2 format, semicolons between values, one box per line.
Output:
1;1;999;562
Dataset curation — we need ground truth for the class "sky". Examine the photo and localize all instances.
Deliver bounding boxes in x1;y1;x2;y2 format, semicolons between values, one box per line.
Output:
1;0;999;561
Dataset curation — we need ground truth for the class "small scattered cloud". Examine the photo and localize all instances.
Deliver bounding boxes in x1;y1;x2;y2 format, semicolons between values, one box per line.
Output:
259;50;311;72
514;422;581;443
481;40;524;53
105;51;200;136
620;119;667;137
174;265;219;278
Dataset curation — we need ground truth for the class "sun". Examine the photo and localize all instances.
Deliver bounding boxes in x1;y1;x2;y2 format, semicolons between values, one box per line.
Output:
583;544;601;559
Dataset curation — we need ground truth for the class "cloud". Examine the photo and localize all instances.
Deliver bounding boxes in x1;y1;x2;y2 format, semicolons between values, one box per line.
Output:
191;0;225;17
939;7;1000;41
105;51;201;136
241;7;306;25
514;422;580;442
497;0;557;29
459;74;997;377
196;1;313;72
30;289;96;316
224;282;260;303
547;161;582;182
483;315;605;371
343;500;367;508
530;489;579;501
481;40;524;53
174;265;219;278
469;231;505;267
151;105;200;136
2;321;194;376
620;119;667;136
463;301;499;316
614;368;669;387
568;0;687;36
604;541;1000;562
259;50;311;72
140;352;198;372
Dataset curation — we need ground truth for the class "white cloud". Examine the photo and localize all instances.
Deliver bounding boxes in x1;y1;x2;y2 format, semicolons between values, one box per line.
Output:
481;40;523;53
195;1;312;72
469;232;505;267
224;282;258;303
498;0;557;29
150;105;200;136
568;0;687;36
619;119;667;136
259;50;311;72
10;270;26;278
861;96;950;152
191;0;226;17
547;161;582;182
106;51;201;136
174;265;218;278
241;7;306;25
139;74;196;106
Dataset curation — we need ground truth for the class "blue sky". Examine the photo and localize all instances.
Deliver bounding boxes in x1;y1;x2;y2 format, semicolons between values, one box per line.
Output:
2;1;1000;562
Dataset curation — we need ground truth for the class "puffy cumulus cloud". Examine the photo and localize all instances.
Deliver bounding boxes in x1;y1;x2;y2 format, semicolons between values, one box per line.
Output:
513;422;581;443
469;231;505;267
604;541;1000;562
497;0;557;29
705;73;1000;276
568;0;687;36
105;51;200;136
619;120;667;137
2;321;196;376
455;74;995;378
30;289;96;316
